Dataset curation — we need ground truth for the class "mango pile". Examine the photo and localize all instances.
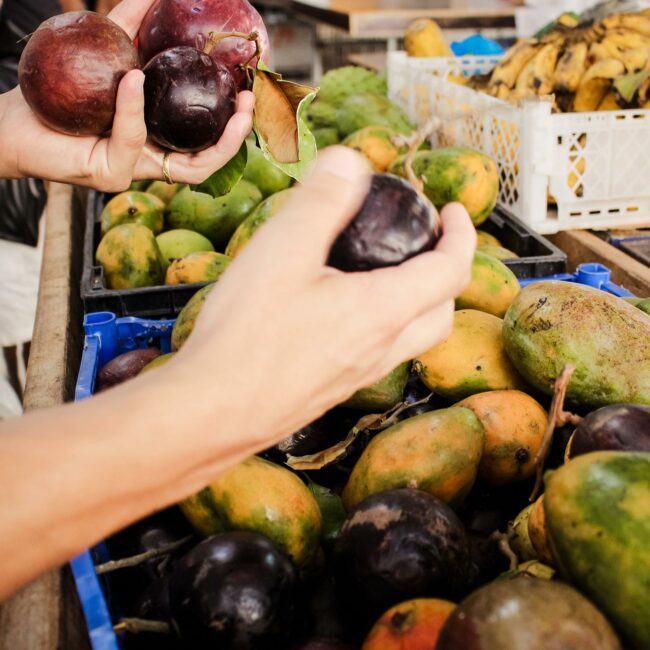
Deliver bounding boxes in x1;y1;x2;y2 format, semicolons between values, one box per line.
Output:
95;139;292;290
99;256;650;649
472;9;650;112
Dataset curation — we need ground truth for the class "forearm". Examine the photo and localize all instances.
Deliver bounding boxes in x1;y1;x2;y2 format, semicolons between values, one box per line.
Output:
0;89;22;180
0;361;258;600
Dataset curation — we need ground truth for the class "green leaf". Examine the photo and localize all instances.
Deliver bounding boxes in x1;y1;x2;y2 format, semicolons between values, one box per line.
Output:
190;142;247;197
252;63;318;182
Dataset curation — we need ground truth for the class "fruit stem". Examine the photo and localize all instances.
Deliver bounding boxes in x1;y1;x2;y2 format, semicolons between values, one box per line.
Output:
529;364;582;501
94;535;193;575
205;30;263;87
491;530;519;571
113;619;172;635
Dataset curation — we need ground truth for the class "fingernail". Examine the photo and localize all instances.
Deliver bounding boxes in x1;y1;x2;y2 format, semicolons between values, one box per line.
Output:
315;146;372;182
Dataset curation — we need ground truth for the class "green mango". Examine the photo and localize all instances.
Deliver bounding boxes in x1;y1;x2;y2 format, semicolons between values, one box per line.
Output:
545;451;650;650
155;229;214;270
242;141;292;198
503;281;650;408
171;283;216;351
336;93;414;138
166;181;263;248
312;127;340;150
225;188;294;257
146;180;182;205
341;362;410;412
624;296;650;316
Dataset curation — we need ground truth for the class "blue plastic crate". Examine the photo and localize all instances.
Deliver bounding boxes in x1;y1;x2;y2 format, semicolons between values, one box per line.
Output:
519;263;635;297
72;312;175;650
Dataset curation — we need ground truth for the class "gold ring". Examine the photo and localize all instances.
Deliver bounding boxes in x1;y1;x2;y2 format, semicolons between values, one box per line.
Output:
162;151;174;185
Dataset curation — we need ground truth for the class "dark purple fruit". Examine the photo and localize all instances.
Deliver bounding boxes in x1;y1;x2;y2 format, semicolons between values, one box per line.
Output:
137;0;270;91
143;46;236;153
19;11;138;136
96;348;162;392
169;532;297;649
567;404;650;459
328;174;439;272
334;489;471;624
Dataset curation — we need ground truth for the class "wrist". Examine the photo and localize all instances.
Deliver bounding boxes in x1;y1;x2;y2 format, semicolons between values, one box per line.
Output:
0;88;26;180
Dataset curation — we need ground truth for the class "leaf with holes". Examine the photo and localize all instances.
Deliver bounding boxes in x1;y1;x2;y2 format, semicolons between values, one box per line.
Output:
190;142;247;197
253;64;318;181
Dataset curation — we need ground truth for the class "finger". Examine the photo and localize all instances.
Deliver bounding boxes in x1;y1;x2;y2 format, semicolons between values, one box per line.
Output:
105;70;147;189
253;146;371;266
236;90;256;115
108;0;157;39
353;202;476;325
384;299;455;366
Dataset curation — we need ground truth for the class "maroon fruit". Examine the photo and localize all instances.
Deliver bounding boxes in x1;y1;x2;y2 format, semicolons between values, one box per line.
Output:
328;174;440;272
19;11;138;136
143;46;236;153
137;0;270;90
567;404;650;458
96;348;162;392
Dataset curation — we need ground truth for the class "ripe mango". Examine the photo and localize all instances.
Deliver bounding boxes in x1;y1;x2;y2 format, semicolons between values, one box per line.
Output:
342;125;406;172
476;230;502;248
477;244;518;260
456;251;520;317
342;407;485;510
416;309;527;401
171;283;215;351
180;456;322;568
165;251;230;285
100;191;165;236
96;223;165;289
545;451;650;649
503;281;650;408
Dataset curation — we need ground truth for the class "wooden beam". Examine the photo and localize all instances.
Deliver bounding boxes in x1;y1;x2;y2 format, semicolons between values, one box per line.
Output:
0;184;89;650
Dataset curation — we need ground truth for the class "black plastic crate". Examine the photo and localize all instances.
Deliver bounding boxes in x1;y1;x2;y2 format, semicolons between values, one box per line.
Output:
479;208;566;279
82;191;567;317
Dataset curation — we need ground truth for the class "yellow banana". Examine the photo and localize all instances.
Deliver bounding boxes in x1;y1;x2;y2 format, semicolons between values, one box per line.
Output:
603;28;650;51
554;41;588;93
489;40;539;89
600;37;649;72
574;77;611;112
404;18;453;57
589;41;612;62
597;91;622;110
602;13;650;38
582;58;626;83
511;55;537;99
532;42;562;95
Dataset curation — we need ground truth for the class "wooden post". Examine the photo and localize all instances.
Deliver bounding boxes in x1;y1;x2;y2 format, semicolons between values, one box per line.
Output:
0;184;89;650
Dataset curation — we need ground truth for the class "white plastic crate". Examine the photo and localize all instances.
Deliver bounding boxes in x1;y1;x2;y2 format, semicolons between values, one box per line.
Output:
388;51;650;234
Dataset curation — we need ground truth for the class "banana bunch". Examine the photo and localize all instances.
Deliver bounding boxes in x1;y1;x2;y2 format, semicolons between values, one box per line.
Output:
480;10;650;112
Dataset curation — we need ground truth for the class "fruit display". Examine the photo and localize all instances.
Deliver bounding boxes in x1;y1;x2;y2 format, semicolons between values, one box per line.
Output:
473;9;650;112
84;264;650;648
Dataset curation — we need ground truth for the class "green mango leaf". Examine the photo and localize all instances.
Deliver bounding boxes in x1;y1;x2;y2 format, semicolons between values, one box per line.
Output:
252;62;318;181
190;142;247;197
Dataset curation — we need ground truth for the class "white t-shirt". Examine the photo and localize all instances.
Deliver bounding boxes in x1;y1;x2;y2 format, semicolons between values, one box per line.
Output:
0;218;44;347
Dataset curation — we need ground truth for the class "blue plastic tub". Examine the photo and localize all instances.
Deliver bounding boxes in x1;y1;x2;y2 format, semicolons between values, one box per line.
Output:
519;262;635;297
71;312;175;650
71;264;635;647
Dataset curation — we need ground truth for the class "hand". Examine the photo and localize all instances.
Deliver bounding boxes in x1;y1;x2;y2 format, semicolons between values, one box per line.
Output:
0;0;254;191
176;147;477;446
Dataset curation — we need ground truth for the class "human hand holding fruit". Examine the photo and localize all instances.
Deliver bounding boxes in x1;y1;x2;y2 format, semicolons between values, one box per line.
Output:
0;0;255;191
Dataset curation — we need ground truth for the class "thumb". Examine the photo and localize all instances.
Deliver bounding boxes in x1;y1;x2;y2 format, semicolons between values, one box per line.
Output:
106;69;147;189
272;146;372;263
